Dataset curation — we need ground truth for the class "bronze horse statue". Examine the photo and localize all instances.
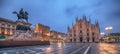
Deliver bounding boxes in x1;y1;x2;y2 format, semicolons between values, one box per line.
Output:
12;8;28;22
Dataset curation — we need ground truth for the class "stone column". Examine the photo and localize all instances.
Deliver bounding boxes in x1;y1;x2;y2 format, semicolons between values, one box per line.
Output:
5;24;7;35
71;28;73;42
10;29;12;35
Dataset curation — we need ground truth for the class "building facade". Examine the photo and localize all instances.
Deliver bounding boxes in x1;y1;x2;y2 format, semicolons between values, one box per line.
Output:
110;33;120;42
101;33;120;43
50;30;67;42
67;16;100;42
34;23;50;41
0;17;32;40
34;23;50;35
100;35;109;42
34;23;67;42
0;18;16;37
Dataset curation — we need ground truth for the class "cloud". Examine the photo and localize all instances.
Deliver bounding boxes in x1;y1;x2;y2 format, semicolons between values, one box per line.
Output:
0;0;120;33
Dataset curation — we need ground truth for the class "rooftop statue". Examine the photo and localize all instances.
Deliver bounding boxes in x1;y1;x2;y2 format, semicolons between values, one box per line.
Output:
12;8;29;23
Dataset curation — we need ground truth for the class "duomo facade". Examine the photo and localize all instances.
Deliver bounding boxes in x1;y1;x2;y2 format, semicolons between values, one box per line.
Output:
67;16;100;42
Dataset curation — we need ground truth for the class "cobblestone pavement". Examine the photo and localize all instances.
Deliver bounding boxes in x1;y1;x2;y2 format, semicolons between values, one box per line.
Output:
0;43;90;54
0;43;120;54
99;43;120;54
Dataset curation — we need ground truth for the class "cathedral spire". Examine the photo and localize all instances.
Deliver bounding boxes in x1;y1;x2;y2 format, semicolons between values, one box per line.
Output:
83;15;87;21
89;18;91;23
76;16;78;22
72;22;73;26
67;26;70;30
95;19;99;27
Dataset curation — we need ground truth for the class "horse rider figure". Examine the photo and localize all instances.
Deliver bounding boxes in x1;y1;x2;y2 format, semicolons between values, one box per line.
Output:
12;8;28;23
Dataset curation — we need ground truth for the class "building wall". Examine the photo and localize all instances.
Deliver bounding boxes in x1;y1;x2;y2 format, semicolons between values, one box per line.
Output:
101;33;120;43
0;18;16;40
67;16;100;42
110;33;120;42
0;19;16;36
50;30;67;42
34;23;50;41
34;23;50;35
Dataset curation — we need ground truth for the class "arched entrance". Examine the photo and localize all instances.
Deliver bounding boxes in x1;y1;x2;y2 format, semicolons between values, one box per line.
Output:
80;37;83;42
92;37;95;42
70;39;72;42
87;38;89;42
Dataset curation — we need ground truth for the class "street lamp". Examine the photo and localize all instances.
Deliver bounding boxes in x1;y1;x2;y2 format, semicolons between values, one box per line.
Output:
105;26;112;36
100;32;105;35
105;26;112;42
100;32;105;42
105;26;112;31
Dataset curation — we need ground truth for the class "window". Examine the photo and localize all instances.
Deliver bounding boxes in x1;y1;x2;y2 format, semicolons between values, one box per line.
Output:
12;29;15;34
87;29;89;31
13;26;15;28
1;24;5;27
80;23;82;28
74;34;76;36
1;28;5;32
87;33;89;36
8;25;10;28
7;29;10;35
80;30;82;33
80;25;82;28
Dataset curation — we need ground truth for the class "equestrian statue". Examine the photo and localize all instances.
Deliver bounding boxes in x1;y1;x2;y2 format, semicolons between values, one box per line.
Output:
12;8;29;23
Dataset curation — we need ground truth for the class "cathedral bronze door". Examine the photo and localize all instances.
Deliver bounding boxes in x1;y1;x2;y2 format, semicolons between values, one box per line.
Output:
74;38;76;42
87;38;89;42
80;37;83;42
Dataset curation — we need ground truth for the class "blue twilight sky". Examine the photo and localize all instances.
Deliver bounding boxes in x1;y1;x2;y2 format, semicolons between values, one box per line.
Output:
0;0;120;36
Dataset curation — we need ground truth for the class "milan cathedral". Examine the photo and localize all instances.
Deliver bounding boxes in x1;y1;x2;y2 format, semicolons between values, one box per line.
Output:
67;16;100;42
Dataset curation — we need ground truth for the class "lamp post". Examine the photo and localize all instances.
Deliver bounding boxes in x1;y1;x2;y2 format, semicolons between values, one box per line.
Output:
105;26;112;36
105;26;112;42
100;32;105;42
100;32;105;36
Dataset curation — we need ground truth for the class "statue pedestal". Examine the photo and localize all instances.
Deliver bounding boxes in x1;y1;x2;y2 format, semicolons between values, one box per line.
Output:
0;41;50;48
16;21;32;31
8;21;33;41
